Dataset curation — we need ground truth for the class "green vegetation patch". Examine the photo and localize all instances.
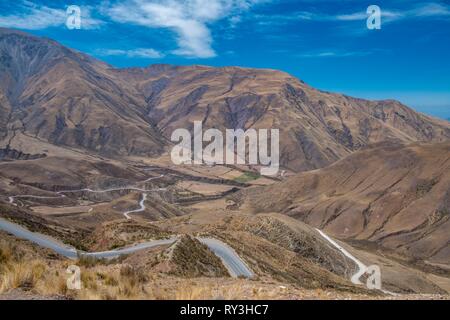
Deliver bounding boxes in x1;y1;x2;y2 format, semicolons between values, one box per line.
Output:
234;172;260;183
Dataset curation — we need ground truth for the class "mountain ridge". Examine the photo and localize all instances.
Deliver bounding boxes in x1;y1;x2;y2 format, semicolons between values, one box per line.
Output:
0;28;449;172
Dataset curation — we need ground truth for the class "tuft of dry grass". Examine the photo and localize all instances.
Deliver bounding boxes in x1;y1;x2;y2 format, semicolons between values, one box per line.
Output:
1;260;48;293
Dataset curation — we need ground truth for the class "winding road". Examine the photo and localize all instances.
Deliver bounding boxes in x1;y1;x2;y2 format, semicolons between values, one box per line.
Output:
56;187;166;194
57;174;166;195
0;218;253;278
198;237;254;278
143;174;165;182
316;228;395;295
8;195;66;206
316;229;366;284
1;174;255;277
2;182;395;288
57;174;166;220
7;174;167;220
123;193;148;220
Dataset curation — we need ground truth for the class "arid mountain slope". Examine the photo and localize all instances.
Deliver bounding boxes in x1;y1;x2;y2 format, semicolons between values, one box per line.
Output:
0;28;165;157
240;142;450;267
0;28;449;171
0;91;10;140
117;65;450;171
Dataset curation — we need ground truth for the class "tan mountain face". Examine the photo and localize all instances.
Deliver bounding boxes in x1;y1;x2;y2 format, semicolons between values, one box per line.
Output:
0;28;166;158
117;65;450;172
1;28;449;171
0;91;10;140
240;142;450;267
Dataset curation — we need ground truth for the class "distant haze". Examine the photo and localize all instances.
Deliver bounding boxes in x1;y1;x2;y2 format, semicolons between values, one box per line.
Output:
333;90;450;121
409;105;450;121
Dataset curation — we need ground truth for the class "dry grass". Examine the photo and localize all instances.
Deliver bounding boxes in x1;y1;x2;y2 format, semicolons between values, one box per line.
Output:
0;238;150;299
0;238;310;300
0;241;59;294
2;233;448;300
1;246;448;300
1;261;42;291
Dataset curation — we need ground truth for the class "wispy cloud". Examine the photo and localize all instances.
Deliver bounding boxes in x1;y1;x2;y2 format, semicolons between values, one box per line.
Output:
0;1;103;30
299;50;373;58
97;48;164;58
104;0;268;58
335;10;402;22
256;2;450;26
411;2;450;17
329;2;450;23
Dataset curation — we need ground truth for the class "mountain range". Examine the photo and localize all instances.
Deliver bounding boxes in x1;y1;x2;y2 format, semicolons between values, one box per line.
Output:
1;28;449;172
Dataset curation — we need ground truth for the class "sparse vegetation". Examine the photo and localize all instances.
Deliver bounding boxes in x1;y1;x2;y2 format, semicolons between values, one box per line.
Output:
168;236;229;278
415;179;439;197
84;220;172;251
234;172;260;183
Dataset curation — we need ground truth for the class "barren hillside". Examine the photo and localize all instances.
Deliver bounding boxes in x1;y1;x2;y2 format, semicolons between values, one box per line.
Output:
240;142;450;267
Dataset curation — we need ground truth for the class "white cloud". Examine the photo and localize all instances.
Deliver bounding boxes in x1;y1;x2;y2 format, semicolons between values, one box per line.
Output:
0;1;103;30
97;48;164;58
299;50;372;58
335;2;450;23
0;4;64;30
412;3;450;17
105;0;267;58
259;2;450;26
335;12;369;21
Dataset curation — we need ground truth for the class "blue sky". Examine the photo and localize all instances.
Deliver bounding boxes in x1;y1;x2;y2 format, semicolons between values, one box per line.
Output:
1;0;449;120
